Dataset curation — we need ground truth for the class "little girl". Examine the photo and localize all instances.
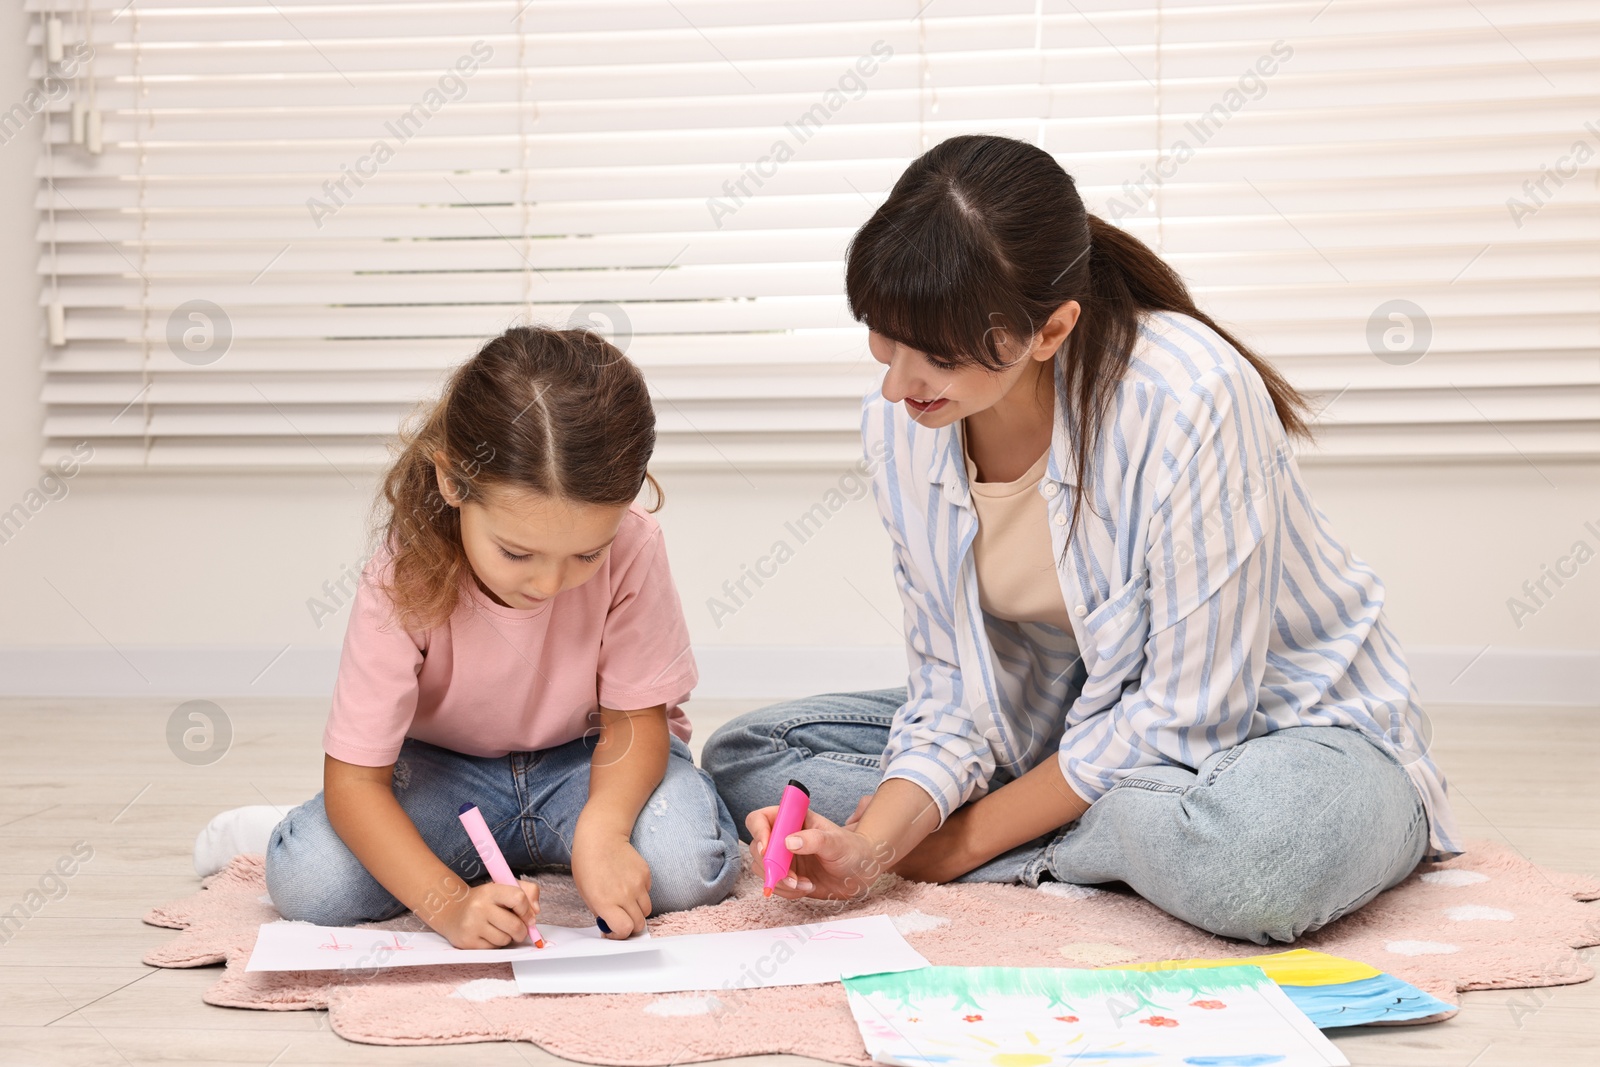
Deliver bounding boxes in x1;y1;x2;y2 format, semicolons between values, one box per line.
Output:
253;326;739;947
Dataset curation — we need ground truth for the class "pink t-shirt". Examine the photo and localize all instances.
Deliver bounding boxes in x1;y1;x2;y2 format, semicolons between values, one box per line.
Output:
323;504;697;767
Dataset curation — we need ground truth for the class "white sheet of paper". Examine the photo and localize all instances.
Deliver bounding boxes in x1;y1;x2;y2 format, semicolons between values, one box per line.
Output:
245;920;654;972
512;914;929;994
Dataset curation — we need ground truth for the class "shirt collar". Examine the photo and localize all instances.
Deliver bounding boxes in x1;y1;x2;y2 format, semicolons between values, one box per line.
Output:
923;357;1080;492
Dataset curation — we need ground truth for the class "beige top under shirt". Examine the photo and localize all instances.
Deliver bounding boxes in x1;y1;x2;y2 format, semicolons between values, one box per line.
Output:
959;422;1075;633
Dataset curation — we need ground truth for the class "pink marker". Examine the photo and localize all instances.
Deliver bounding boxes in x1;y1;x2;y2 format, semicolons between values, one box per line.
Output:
457;802;544;948
762;779;811;897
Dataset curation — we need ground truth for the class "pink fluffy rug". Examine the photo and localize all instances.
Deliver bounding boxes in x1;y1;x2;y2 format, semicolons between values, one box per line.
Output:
143;840;1599;1063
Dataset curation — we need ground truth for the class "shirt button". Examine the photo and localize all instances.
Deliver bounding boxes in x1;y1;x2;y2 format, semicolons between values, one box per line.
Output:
1044;484;1058;497
1054;513;1066;526
1075;605;1087;617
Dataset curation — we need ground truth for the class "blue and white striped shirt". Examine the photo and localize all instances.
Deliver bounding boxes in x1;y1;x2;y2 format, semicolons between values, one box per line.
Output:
865;310;1462;861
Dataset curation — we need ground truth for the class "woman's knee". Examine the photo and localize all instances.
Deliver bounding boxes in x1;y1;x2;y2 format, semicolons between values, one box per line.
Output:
701;704;806;832
702;690;901;834
1193;864;1336;945
701;698;829;777
1061;730;1427;946
1155;825;1410;945
264;797;401;925
703;690;902;768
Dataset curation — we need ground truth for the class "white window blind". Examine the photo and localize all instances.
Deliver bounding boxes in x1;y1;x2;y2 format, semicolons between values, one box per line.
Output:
27;0;1600;471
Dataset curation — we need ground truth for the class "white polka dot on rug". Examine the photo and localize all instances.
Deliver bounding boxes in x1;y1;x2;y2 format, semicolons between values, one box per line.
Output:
644;994;725;1017
1058;942;1140;965
450;978;521;1002
1037;882;1103;901
1385;940;1461;956
1445;905;1515;922
1421;870;1490;887
890;909;951;935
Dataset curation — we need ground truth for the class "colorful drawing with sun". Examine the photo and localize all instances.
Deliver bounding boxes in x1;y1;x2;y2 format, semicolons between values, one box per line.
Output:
1112;949;1455;1029
844;965;1350;1067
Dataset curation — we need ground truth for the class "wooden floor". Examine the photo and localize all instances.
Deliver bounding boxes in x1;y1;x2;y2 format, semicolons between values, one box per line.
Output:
0;697;1595;1065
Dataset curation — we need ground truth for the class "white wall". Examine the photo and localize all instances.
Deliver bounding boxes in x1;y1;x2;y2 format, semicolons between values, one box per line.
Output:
1;1;1593;703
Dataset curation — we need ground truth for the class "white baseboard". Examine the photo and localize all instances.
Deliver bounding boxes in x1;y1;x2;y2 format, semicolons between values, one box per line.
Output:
0;644;1592;707
0;645;343;698
690;646;907;700
1408;645;1599;708
0;645;911;702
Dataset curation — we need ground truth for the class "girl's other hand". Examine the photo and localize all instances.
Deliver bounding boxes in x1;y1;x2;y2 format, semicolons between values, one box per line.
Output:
572;827;652;938
432;879;540;949
746;805;892;900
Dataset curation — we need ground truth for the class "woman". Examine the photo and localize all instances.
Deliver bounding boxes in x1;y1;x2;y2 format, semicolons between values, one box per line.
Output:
702;134;1459;946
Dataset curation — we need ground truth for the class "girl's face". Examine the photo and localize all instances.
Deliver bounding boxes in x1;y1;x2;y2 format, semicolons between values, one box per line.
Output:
866;301;1081;428
436;464;628;608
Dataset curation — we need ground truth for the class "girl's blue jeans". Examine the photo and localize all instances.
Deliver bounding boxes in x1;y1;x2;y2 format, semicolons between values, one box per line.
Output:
264;733;741;924
701;688;1428;946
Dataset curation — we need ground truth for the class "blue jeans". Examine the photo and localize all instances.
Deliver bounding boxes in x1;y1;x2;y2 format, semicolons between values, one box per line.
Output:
701;689;1428;946
265;734;741;924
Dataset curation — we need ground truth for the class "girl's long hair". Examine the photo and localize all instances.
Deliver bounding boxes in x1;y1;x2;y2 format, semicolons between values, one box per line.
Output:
377;326;659;632
844;134;1314;541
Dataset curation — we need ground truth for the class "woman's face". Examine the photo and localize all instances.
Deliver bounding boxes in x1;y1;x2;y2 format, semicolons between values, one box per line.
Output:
866;302;1081;429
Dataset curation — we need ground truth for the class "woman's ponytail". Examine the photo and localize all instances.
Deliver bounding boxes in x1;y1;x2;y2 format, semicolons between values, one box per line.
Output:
1079;212;1313;443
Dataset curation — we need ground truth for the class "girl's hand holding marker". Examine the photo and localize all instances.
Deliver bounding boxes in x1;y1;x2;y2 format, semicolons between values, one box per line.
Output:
572;815;653;938
456;803;544;948
433;879;542;951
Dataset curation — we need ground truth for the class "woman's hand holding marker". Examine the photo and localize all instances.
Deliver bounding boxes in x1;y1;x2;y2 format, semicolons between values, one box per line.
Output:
747;779;943;901
748;782;894;901
760;780;812;896
748;806;882;900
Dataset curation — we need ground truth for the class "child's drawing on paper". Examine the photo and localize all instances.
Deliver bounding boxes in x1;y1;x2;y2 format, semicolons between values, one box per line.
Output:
247;920;656;972
1114;948;1456;1028
843;965;1349;1067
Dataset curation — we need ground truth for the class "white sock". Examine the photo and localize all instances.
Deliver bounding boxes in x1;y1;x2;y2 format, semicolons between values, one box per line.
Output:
193;804;295;877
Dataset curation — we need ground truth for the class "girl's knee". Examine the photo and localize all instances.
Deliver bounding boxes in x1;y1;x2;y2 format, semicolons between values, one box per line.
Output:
641;827;741;914
264;830;334;923
635;772;742;914
649;849;740;915
264;801;398;926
